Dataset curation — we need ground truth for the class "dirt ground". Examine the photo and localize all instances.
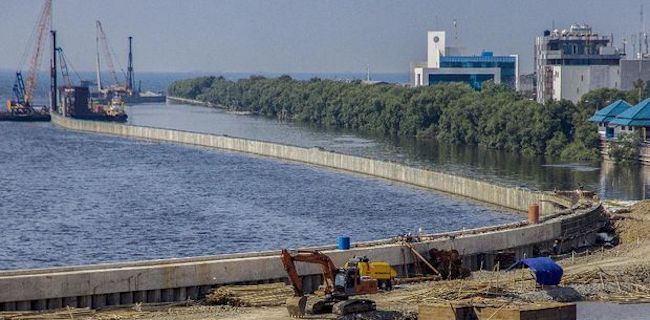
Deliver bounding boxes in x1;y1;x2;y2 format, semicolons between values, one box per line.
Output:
5;201;650;320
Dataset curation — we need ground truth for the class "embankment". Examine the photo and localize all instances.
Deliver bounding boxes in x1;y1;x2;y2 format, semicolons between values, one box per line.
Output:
167;96;218;108
0;202;604;311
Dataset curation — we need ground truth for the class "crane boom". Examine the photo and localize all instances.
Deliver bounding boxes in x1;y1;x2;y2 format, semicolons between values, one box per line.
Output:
23;0;52;105
13;73;26;103
56;48;72;89
96;20;120;86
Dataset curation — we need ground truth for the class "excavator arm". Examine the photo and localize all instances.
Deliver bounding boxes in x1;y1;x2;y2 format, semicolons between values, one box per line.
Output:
280;249;337;296
280;249;341;317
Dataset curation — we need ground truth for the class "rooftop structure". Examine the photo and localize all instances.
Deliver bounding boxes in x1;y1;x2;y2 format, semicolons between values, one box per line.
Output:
535;24;623;103
609;98;650;127
412;31;518;90
590;98;650;142
588;100;633;124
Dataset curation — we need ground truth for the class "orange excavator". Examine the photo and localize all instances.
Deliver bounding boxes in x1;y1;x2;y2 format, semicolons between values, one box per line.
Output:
280;249;378;317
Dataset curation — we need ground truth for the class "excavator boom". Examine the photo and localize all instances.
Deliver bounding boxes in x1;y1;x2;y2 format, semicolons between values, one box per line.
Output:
280;249;339;317
280;249;337;296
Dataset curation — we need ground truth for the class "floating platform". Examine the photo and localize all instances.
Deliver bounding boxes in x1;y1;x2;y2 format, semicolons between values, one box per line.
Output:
90;93;166;105
0;112;51;122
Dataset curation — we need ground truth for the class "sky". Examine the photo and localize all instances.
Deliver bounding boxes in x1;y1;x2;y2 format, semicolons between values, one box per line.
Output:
0;0;647;74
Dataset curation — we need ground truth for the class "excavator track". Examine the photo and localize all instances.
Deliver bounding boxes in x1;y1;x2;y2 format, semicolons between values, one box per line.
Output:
305;296;337;314
332;299;376;315
286;296;307;318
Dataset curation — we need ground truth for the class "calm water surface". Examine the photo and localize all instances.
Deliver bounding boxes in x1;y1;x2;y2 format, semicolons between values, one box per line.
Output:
0;122;518;270
128;103;650;200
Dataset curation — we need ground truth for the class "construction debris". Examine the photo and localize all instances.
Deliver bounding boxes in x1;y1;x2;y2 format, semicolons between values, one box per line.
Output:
205;283;293;307
428;249;470;280
0;307;95;320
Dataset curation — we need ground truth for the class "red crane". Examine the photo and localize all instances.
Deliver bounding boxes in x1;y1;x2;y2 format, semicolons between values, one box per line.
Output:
23;0;52;106
9;0;51;112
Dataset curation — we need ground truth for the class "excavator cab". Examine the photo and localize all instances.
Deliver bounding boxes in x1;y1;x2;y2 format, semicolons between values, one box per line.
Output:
334;267;378;296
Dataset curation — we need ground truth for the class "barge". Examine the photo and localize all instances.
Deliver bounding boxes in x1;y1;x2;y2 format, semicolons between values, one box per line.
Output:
0;103;50;122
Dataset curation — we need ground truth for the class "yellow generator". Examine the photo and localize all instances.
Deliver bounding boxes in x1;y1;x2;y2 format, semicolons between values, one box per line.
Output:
345;256;397;290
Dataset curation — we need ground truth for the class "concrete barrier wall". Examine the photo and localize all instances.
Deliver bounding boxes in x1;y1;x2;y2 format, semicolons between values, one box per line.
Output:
0;204;604;309
167;96;216;108
50;114;570;214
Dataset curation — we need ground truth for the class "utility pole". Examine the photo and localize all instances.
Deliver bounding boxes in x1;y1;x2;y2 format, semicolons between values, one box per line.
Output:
637;4;644;59
50;30;57;112
453;19;458;43
127;36;134;93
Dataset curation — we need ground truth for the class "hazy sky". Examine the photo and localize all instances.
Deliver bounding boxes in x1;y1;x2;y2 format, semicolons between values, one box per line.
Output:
0;0;646;74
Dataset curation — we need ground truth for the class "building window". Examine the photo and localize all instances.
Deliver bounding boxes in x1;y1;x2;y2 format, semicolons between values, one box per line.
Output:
581;75;584;81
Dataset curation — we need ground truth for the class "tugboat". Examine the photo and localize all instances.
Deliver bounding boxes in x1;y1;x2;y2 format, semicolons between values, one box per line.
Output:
60;86;127;122
55;37;127;122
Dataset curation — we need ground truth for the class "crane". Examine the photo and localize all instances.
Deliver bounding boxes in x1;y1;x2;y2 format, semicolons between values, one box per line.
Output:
12;73;26;105
9;0;52;111
96;20;128;93
56;47;76;89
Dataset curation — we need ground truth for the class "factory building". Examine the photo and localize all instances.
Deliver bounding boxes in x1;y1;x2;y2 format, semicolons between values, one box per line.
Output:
412;31;519;90
534;24;623;103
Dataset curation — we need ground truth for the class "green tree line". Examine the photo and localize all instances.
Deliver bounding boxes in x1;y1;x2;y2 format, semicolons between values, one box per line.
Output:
168;75;650;160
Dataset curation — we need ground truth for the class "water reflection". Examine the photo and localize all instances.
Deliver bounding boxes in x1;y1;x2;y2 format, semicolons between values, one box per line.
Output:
600;161;649;200
128;103;647;200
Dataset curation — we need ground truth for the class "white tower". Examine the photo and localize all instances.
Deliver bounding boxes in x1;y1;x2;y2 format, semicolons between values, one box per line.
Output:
427;31;446;68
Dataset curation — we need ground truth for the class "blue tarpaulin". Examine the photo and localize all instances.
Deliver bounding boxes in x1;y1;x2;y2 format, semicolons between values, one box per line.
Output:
506;257;563;286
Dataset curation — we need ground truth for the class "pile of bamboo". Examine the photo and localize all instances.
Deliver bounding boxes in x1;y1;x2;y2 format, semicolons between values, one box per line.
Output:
0;307;95;320
392;280;517;306
607;293;650;304
205;283;293;307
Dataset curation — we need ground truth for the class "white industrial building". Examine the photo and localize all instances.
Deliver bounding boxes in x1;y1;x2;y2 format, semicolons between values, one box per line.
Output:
412;31;519;90
534;24;623;103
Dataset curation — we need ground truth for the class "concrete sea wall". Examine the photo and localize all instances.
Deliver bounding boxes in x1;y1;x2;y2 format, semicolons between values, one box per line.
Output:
0;203;604;311
0;114;601;311
167;96;218;108
50;113;570;214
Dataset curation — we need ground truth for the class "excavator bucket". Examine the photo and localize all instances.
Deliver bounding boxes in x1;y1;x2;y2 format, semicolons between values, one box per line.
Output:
285;296;307;317
332;299;376;315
